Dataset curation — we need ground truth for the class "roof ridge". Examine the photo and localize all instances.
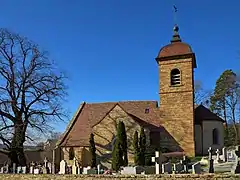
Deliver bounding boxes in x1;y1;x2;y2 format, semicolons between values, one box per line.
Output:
86;100;158;105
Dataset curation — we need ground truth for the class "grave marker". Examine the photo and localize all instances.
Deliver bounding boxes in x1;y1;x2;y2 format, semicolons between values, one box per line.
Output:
192;162;201;174
151;151;162;174
162;162;172;174
59;160;67;174
208;147;214;173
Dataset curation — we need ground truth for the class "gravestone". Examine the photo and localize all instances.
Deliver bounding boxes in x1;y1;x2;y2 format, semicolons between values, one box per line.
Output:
231;146;240;174
34;168;40;174
227;150;237;162
151;151;162;174
214;149;221;164
162;162;172;174
192;162;201;174
87;168;97;174
208;147;214;173
22;166;27;174
97;164;101;174
47;162;52;174
180;156;188;173
30;166;34;174
59;160;67;174
5;164;9;173
0;167;3;173
43;157;49;174
12;163;16;174
83;166;91;174
121;166;144;175
173;162;183;174
17;166;22;173
72;157;78;175
221;147;227;162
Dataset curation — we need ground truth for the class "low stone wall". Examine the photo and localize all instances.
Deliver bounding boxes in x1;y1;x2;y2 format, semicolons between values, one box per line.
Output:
0;174;240;180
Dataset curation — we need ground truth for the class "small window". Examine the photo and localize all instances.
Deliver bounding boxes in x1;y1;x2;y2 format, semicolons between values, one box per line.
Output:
171;68;181;86
69;147;74;160
212;128;219;145
145;108;150;114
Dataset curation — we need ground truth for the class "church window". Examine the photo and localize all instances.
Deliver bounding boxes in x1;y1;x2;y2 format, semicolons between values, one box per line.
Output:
212;128;219;145
170;68;181;86
145;107;150;114
69;147;75;160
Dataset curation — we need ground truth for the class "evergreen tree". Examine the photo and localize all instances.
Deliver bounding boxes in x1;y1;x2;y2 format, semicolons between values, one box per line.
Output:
133;131;140;165
118;121;128;166
89;133;97;167
112;121;128;170
139;127;146;166
210;69;240;145
112;140;122;171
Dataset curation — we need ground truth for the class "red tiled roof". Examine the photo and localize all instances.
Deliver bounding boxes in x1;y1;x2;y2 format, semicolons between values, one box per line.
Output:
57;102;224;147
157;42;192;58
57;101;161;147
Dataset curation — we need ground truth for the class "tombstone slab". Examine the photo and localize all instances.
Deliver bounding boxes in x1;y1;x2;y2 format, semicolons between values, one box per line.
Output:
162;162;172;174
59;160;67;174
173;162;183;174
192;162;201;174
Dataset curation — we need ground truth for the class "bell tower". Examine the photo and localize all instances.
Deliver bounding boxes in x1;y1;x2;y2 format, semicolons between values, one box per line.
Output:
156;25;197;156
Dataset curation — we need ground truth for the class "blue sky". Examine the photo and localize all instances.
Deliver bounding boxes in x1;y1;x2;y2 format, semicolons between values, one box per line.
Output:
1;0;240;132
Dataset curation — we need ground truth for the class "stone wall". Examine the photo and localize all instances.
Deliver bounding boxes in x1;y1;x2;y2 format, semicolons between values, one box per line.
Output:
158;58;195;157
92;105;143;168
1;174;240;180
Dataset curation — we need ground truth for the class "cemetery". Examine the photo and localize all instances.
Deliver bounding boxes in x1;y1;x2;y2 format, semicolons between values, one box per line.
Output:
1;146;240;179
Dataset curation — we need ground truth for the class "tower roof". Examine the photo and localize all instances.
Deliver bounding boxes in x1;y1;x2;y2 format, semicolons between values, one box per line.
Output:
157;25;193;58
156;25;196;68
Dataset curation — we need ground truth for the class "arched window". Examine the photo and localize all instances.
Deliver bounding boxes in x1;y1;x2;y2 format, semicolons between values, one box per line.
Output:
212;128;219;145
171;68;181;86
69;147;75;160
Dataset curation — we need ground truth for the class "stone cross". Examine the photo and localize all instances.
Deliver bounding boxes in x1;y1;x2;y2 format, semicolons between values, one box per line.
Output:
222;147;227;162
208;147;214;173
216;149;220;162
151;151;161;174
208;147;213;160
44;157;48;167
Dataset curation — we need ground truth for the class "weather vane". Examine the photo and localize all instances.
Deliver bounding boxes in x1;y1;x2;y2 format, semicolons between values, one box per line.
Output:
173;5;179;33
173;5;178;25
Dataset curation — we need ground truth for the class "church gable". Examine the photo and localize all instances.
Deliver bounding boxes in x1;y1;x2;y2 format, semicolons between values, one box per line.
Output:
93;104;142;162
58;100;159;148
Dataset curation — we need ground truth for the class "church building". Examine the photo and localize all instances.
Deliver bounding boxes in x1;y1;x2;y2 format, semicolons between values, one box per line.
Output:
56;25;225;168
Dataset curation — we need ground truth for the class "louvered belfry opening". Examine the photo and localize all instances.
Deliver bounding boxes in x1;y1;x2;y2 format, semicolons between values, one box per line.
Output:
171;68;181;86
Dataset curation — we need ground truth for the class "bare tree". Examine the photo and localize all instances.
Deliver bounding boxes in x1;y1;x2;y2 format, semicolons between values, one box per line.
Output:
194;80;212;107
0;29;67;166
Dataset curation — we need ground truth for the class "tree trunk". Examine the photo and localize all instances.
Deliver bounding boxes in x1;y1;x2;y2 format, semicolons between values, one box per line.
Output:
9;123;26;166
232;108;240;145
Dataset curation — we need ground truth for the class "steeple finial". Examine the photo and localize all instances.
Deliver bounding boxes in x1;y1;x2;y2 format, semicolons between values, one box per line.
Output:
171;5;181;43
